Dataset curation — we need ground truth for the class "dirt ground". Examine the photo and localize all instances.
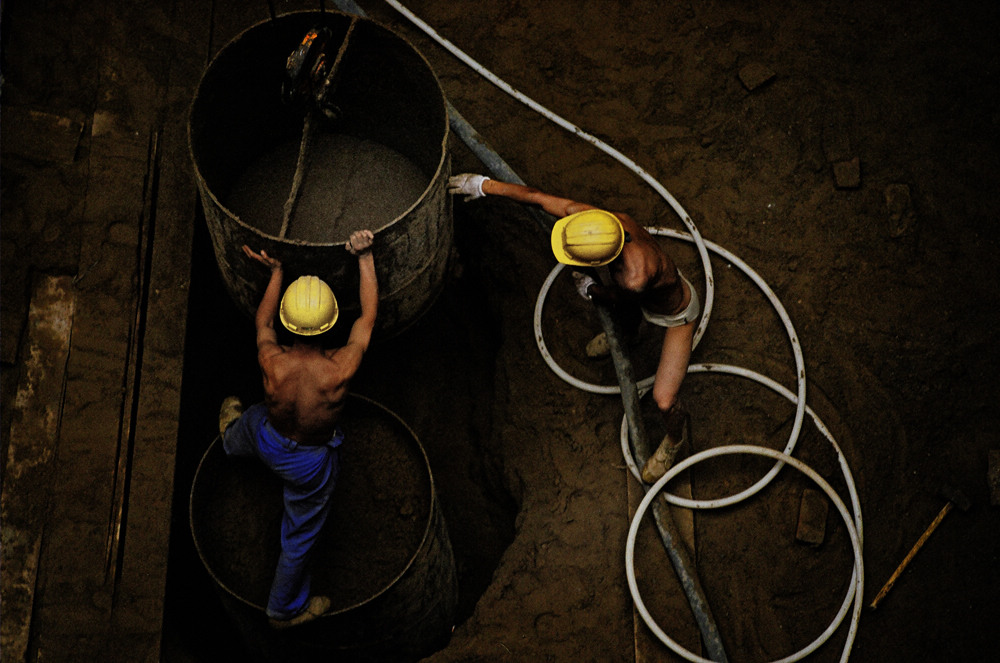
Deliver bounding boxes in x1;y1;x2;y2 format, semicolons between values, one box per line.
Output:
160;0;1000;661
350;1;1000;661
4;1;1000;662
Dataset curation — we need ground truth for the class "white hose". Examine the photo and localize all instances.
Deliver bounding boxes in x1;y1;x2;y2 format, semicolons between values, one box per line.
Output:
620;363;863;530
627;445;863;663
619;369;865;663
379;2;863;660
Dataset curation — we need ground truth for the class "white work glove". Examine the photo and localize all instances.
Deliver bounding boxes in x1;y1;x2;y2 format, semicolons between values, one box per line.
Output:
571;271;596;300
448;173;490;202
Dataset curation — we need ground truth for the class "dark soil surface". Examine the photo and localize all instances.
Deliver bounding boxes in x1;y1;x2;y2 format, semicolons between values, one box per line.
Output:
5;1;997;662
353;1;1000;661
168;1;1000;661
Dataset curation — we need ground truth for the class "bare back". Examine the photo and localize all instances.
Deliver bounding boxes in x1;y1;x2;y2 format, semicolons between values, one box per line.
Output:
242;230;378;447
259;343;363;445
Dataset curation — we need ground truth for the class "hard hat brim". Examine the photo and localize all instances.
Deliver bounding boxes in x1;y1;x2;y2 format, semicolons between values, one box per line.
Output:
279;307;338;336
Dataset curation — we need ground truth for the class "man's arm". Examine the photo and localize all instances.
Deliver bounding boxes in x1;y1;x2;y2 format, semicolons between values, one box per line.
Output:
483;179;596;218
448;174;595;218
242;245;284;359
334;230;378;377
348;230;378;351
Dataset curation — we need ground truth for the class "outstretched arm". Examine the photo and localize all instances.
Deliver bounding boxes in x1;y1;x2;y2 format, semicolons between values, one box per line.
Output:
242;245;283;356
484;179;596;218
335;230;378;377
448;173;595;218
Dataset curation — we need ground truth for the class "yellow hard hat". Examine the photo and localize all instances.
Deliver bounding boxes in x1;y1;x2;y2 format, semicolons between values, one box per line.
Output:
550;210;625;267
279;275;339;336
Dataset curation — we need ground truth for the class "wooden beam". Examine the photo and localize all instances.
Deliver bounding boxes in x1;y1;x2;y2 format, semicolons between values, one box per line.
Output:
0;275;76;662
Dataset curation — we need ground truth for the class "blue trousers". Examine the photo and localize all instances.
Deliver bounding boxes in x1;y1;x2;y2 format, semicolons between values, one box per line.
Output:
222;402;342;620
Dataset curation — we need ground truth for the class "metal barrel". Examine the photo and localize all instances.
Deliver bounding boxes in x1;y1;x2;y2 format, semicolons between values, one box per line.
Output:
190;394;458;662
188;10;452;338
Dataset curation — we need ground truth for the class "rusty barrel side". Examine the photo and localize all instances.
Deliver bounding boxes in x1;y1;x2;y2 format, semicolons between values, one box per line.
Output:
190;394;457;662
188;10;452;338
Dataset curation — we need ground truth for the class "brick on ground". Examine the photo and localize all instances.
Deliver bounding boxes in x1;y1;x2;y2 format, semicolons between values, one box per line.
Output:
833;157;861;189
738;61;776;91
796;487;829;546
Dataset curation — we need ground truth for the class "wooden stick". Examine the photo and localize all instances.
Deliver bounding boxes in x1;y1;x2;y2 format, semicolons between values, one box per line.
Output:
869;501;953;609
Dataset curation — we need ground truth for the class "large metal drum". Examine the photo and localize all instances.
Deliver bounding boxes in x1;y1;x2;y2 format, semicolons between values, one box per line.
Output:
188;10;452;338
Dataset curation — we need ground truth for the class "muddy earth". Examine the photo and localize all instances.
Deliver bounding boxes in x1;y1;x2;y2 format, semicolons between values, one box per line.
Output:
169;1;1000;661
4;1;999;662
344;2;1000;661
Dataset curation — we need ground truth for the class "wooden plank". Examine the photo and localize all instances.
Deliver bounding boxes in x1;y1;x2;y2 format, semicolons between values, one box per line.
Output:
109;0;208;651
0;275;76;663
28;5;156;654
0;107;85;165
629;468;704;663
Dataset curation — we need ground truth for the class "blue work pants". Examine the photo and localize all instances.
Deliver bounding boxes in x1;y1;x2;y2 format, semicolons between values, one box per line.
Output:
222;403;342;620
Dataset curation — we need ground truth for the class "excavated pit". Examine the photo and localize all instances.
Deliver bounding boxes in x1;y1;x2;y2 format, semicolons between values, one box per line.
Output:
163;207;517;661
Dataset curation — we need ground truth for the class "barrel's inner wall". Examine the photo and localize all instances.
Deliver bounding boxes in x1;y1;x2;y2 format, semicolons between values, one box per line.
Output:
190;10;446;240
191;397;431;611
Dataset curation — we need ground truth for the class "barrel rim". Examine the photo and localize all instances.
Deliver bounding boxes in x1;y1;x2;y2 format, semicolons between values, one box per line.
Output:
186;8;451;246
188;392;439;616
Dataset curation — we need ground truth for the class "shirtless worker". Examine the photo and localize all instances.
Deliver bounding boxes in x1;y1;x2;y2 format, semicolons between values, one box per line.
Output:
448;174;699;484
217;229;377;629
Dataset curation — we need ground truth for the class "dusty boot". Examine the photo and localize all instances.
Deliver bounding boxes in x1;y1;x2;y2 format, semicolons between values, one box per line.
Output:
641;434;683;483
641;407;691;483
585;332;610;358
268;595;331;630
218;396;243;437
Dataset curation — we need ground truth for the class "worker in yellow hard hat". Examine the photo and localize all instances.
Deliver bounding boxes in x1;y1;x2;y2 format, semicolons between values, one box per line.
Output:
217;229;378;629
449;173;699;484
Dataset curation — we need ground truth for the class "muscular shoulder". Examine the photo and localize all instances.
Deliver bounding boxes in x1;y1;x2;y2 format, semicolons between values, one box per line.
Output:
615;242;672;292
257;337;286;366
323;342;365;375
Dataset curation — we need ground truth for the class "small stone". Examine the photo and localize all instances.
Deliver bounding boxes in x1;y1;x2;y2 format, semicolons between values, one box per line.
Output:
795;488;828;546
399;497;415;517
43;224;61;243
832;157;861;189
885;183;916;237
738;62;776;91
